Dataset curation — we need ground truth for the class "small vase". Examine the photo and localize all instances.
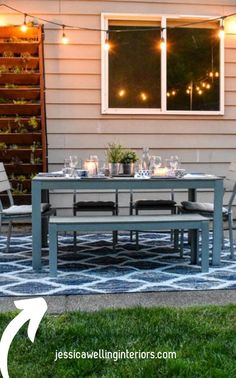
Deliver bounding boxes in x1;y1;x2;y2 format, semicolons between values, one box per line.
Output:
122;163;134;176
109;163;120;176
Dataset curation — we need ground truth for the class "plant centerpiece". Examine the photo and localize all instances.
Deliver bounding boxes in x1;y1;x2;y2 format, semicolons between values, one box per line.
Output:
120;150;139;175
106;142;123;176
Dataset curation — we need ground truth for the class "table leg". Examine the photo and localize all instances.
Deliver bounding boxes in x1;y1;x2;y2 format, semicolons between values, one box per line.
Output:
187;189;197;245
188;188;197;202
32;181;42;271
212;180;224;266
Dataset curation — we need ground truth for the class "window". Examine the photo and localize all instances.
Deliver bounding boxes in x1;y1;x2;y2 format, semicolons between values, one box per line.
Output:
101;15;223;114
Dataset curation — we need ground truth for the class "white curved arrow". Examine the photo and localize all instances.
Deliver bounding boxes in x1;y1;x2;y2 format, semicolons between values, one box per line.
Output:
0;297;47;378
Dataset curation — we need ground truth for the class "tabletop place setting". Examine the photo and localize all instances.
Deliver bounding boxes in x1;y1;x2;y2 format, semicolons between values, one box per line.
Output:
37;145;190;180
36;144;217;181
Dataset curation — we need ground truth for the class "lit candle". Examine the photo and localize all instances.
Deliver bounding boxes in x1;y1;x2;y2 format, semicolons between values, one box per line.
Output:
154;167;169;176
84;160;97;176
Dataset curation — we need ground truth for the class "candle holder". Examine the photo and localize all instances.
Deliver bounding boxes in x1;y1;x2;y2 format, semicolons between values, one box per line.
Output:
84;159;98;177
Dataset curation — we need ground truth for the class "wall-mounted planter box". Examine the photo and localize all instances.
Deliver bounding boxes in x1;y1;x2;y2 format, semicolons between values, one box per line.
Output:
0;26;38;39
11;179;32;192
4;163;43;175
0;117;41;130
0;73;40;85
0;133;41;144
0;57;39;69
0;193;31;206
0;149;42;162
0;42;39;55
0;103;40;115
0;88;40;100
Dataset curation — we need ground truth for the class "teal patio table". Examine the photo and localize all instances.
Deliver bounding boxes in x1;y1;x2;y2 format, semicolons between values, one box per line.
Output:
32;175;224;271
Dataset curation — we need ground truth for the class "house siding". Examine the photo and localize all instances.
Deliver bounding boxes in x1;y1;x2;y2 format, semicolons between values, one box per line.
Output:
2;0;236;214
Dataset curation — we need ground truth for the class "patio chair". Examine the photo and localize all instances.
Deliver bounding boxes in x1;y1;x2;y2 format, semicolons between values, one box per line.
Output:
129;190;178;248
0;162;56;252
179;162;236;259
73;190;118;249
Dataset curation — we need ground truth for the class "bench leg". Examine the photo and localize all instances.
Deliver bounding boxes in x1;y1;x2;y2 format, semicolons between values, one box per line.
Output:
201;222;209;273
73;231;77;251
174;229;179;250
113;231;117;251
49;223;58;277
136;231;139;250
180;229;184;257
190;230;199;265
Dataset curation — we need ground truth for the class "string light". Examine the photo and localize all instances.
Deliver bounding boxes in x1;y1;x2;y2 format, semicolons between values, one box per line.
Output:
159;28;166;50
206;83;211;89
140;92;148;101
104;32;110;51
20;14;28;32
198;89;203;95
61;25;69;44
218;19;225;39
0;3;236;36
118;89;126;97
215;71;219;77
167;90;177;97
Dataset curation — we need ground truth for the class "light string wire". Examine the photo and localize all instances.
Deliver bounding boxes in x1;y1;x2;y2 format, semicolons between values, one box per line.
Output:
0;3;236;33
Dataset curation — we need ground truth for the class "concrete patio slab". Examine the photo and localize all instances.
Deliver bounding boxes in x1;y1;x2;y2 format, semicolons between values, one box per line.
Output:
0;290;236;314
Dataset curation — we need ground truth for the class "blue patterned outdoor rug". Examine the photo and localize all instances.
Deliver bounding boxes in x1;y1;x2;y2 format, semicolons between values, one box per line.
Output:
0;232;236;296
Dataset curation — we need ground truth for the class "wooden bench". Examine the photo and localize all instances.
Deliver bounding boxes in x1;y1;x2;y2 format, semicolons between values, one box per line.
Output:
48;214;209;276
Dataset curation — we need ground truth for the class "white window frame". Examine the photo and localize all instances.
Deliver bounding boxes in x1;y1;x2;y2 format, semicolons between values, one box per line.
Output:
101;13;224;115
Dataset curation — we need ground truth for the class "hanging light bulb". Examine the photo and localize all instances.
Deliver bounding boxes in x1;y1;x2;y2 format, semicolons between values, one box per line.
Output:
198;89;203;95
160;36;166;50
218;19;225;39
186;89;190;94
104;32;110;51
118;89;126;97
160;28;166;50
215;71;219;78
167;92;170;97
61;25;69;44
206;83;211;89
171;90;176;96
20;14;28;33
140;92;148;101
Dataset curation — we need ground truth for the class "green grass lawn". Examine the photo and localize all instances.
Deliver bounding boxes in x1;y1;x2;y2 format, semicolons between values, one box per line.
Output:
0;304;236;377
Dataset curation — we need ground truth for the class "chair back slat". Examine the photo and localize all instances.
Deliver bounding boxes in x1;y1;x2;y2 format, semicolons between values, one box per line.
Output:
225;163;236;191
0;162;11;192
224;163;236;209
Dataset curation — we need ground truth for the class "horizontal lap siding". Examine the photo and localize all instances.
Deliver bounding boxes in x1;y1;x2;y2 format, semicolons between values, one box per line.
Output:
2;1;236;212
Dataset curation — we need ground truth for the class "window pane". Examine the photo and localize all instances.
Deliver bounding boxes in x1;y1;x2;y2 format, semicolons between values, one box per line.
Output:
108;24;161;108
167;23;220;111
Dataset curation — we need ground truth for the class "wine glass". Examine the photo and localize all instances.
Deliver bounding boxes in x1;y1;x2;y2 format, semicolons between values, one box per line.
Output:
69;155;78;177
170;155;179;171
63;158;72;177
150;156;162;174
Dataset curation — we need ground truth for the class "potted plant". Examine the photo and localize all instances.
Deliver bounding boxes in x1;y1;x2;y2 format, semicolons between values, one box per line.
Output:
120;150;139;176
106;142;123;176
